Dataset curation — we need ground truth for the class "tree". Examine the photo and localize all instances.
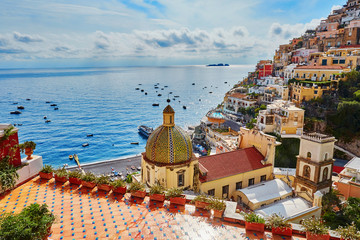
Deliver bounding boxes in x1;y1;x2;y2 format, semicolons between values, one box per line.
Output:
322;189;342;214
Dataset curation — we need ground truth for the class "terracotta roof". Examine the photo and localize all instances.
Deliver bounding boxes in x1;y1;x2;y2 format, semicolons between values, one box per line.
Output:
163;105;175;113
294;65;344;70
198;147;271;182
229;93;247;99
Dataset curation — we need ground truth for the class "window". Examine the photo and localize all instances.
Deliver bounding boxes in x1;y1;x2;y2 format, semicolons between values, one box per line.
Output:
222;185;229;199
236;181;242;189
332;59;339;64
248;178;255;186
208;189;215;196
147;168;150;183
314;90;318;94
339;59;346;64
323;167;329;181
178;172;184;187
170;116;172;124
307;152;312;159
324;153;328;161
303;165;311;178
260;175;266;182
322;59;327;66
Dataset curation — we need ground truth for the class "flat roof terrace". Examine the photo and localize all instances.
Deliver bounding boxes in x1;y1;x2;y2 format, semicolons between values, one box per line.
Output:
0;177;308;240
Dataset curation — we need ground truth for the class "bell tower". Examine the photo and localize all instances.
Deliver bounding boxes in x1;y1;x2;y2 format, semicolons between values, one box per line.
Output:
294;133;336;198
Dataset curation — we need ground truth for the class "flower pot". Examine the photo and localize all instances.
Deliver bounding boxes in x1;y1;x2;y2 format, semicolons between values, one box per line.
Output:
245;222;265;233
131;190;146;198
150;193;165;202
68;177;82;185
272;227;292;237
213;209;224;218
170;196;186;205
113;186;127;194
54;175;67;183
195;201;210;209
39;172;53;180
25;148;33;160
82;181;96;189
97;184;112;192
306;232;330;240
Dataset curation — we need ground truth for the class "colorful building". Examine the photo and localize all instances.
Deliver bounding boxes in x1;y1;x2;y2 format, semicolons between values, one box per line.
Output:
256;60;273;79
0;124;21;167
336;157;360;199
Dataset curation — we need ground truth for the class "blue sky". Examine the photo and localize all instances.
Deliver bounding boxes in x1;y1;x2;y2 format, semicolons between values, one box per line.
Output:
0;0;345;68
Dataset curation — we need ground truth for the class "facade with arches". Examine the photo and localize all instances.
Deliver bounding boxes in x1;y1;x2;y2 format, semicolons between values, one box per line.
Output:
294;133;336;198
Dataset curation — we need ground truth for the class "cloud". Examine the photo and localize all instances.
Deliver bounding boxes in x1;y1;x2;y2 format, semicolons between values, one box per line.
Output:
13;32;43;43
269;18;322;40
331;5;342;14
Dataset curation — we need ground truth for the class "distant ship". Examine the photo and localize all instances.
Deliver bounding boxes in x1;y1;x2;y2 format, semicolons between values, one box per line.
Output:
138;125;154;138
206;63;230;67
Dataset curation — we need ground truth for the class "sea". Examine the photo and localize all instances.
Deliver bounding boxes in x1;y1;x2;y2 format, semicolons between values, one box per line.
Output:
0;65;253;167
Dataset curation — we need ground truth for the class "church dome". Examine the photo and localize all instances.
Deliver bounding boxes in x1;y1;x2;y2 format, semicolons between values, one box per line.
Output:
145;105;193;165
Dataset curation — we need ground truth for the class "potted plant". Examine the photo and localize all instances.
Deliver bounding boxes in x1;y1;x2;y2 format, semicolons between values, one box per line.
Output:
206;197;226;218
81;172;96;189
111;179;127;194
129;181;146;198
149;183;165;202
95;175;112;191
242;212;266;233
39;164;54;180
166;187;186;205
68;169;83;185
301;217;330;240
19;141;36;160
192;194;212;209
266;213;292;237
336;222;360;240
54;167;68;183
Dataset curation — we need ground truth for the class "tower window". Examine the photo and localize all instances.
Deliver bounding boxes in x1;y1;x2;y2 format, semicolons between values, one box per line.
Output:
307;152;312;159
222;185;229;199
324;153;328;161
322;167;329;181
170;116;172;123
147;169;150;184
178;172;184;187
303;165;311;178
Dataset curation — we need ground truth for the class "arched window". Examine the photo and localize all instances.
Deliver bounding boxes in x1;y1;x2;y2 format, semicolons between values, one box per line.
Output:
307;152;312;159
323;167;329;181
303;165;311;178
324;153;328;161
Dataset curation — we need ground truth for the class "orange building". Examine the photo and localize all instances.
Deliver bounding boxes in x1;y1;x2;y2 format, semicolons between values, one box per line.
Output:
336;157;360;199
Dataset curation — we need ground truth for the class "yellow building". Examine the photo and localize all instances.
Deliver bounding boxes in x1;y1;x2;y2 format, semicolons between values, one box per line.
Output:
318;47;360;69
198;128;279;200
141;105;199;190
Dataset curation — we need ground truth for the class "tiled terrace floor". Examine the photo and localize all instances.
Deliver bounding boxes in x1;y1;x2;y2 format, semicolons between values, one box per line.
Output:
0;177;307;240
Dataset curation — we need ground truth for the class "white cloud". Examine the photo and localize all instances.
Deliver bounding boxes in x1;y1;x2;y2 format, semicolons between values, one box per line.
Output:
331;5;342;14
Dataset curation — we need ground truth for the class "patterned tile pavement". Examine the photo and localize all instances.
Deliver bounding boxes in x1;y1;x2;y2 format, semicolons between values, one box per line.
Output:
0;177;307;240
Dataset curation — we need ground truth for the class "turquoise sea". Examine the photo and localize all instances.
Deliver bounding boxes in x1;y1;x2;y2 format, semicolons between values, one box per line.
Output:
0;65;252;166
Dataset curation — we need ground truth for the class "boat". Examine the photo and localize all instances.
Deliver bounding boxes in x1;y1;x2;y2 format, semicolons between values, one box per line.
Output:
138;125;154;138
154;86;159;89
130;142;139;145
82;143;89;147
44;116;47;119
45;120;51;123
87;134;93;137
158;94;162;96
224;82;228;84
26;98;31;101
69;155;73;160
164;86;168;88
209;92;213;94
169;91;173;94
141;89;144;92
50;104;57;106
152;103;159;106
192;83;195;85
54;107;59;110
183;106;187;109
13;102;18;104
17;106;24;110
10;111;21;114
73;154;81;169
174;95;179;98
145;92;148;95
45;101;51;103
135;88;140;90
17;124;22;126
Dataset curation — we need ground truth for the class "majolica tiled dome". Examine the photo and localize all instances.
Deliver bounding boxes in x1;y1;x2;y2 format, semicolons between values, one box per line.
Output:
145;105;193;165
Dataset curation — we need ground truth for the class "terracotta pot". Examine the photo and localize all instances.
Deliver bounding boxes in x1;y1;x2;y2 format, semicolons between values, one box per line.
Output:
213;209;224;218
306;232;330;240
195;201;210;209
54;175;68;183
113;186;127;194
25;148;33;160
97;184;112;192
170;196;186;205
68;177;82;185
245;222;265;233
82;181;96;189
150;193;165;202
131;190;146;198
39;172;53;180
272;227;292;237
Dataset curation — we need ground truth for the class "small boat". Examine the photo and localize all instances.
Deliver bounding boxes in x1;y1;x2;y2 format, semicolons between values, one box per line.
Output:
73;154;81;168
13;102;18;104
131;166;136;170
152;103;159;106
87;134;93;137
138;84;142;85
26;98;31;101
17;123;22;126
169;91;173;94
54;107;59;110
183;106;187;109
161;88;164;90
10;111;21;114
45;101;51;103
199;99;201;101
141;89;144;92
137;166;141;171
164;86;168;88
135;88;140;90
69;155;73;160
209;92;213;94
45;120;51;123
192;83;195;85
145;92;148;95
130;142;139;145
82;143;89;147
17;106;24;110
224;82;228;84
174;95;179;98
158;94;162;96
154;86;159;89
44;116;47;119
50;104;57;106
138;125;154;138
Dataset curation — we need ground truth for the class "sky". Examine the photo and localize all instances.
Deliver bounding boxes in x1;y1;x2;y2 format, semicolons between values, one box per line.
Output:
0;0;346;68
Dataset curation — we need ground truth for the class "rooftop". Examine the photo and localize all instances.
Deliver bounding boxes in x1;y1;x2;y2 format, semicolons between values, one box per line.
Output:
344;157;360;171
302;132;336;143
0;176;308;240
198;147;270;182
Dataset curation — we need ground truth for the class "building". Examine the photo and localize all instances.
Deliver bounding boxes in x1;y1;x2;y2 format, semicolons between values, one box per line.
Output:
263;84;289;103
224;92;257;113
336;157;360;199
256;100;304;135
318;47;360;69
256;60;273;79
141;105;199;190
0;124;21;167
294;133;336;200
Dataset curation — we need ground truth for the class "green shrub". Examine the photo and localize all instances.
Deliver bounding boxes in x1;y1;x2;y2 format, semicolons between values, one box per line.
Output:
266;214;291;229
166;187;183;198
149;183;165;195
128;181;145;191
95;175;111;185
336;222;360;240
110;179;126;188
191;194;212;203
301;217;329;235
54;167;68;178
40;164;54;173
206;198;226;211
81;172;96;182
242;212;265;224
19;141;36;153
68;169;82;178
